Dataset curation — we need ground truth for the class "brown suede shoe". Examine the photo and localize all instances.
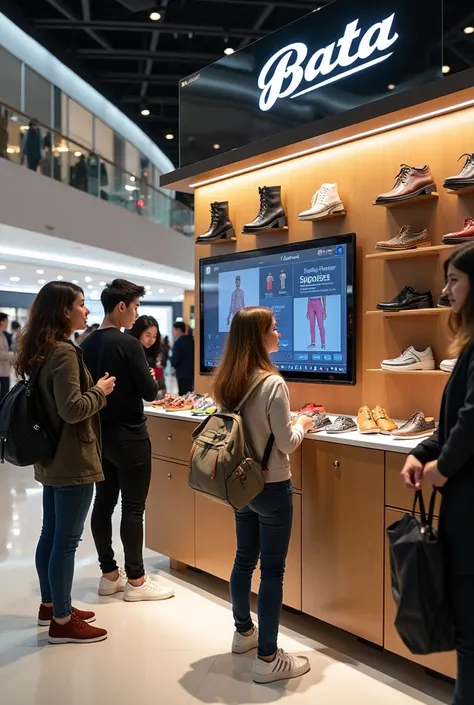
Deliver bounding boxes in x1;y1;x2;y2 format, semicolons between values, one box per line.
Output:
376;225;430;251
357;406;378;434
38;605;96;627
372;405;398;435
375;165;436;204
48;611;107;644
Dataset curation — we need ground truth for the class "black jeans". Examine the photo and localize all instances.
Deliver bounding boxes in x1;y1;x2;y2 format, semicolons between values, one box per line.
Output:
230;480;293;657
178;378;193;396
91;438;151;580
452;574;474;704
0;377;9;400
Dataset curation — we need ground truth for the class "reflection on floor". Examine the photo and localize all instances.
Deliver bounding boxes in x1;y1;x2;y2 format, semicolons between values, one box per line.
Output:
0;465;453;705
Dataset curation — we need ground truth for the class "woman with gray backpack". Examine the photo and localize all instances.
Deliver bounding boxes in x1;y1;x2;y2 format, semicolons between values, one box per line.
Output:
210;306;314;684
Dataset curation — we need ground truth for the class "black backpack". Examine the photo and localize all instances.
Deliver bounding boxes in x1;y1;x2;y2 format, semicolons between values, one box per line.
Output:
0;368;56;467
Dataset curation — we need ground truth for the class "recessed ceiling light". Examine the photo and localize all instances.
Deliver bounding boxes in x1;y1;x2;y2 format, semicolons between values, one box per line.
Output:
56;275;64;280
129;176;136;182
224;47;235;56
38;279;46;284
165;133;174;140
72;280;79;284
387;83;396;90
442;65;451;74
145;284;151;289
10;276;20;282
36;269;44;274
74;151;82;157
85;276;92;282
213;143;221;149
87;285;93;289
158;288;164;294
464;26;474;34
0;265;6;270
141;109;150;117
149;11;161;21
100;281;106;286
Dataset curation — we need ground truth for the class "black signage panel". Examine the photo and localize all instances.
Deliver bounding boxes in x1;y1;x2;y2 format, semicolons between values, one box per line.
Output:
179;0;443;167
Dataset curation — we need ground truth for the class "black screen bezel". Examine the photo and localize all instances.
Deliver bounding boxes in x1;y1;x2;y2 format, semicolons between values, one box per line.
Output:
199;234;356;385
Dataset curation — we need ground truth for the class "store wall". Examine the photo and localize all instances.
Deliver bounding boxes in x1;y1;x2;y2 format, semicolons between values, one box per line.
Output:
192;105;474;419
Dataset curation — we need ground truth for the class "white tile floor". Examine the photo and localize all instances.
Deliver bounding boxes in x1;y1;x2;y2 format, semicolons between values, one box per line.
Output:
0;464;454;705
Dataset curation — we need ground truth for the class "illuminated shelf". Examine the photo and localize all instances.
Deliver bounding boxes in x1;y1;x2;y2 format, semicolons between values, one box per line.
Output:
367;369;448;376
366;308;450;318
366;244;454;261
242;226;289;235
445;185;474;195
195;237;237;245
299;210;346;223
373;192;439;208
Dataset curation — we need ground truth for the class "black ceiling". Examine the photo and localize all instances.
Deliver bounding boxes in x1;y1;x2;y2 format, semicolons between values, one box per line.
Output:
2;0;474;167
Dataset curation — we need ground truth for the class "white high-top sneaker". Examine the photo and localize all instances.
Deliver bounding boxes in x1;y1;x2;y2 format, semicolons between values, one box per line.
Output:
298;183;345;221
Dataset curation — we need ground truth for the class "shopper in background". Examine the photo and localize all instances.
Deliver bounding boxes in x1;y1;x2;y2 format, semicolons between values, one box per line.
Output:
401;244;474;705
15;281;115;644
22;120;42;172
82;279;174;602
10;320;21;354
0;313;14;399
161;335;170;368
171;320;194;395
212;306;313;684
127;315;165;395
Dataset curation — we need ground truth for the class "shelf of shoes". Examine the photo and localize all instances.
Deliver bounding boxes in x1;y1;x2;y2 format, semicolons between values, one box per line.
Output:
366;244;454;261
366;369;448;376
300;210;347;223
199;237;237;245
241;226;289;235
372;192;439;208
366;308;450;318
445;185;474;196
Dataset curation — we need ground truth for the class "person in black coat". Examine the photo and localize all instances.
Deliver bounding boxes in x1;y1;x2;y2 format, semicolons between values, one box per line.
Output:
401;243;474;705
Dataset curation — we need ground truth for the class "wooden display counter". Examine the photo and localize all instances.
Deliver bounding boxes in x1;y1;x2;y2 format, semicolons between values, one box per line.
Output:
144;409;456;681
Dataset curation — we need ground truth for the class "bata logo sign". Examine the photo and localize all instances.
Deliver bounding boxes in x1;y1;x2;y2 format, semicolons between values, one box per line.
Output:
258;13;399;111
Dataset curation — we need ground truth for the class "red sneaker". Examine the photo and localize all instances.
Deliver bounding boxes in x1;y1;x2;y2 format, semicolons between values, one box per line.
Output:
48;612;107;644
38;605;96;627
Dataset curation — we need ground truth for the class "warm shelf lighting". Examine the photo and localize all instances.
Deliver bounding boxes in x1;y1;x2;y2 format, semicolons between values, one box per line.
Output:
442;65;451;74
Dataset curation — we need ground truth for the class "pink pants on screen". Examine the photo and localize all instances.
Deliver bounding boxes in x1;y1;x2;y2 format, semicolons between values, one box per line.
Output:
308;298;325;346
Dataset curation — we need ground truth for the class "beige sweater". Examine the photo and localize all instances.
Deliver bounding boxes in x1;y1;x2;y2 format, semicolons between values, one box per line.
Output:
241;373;304;483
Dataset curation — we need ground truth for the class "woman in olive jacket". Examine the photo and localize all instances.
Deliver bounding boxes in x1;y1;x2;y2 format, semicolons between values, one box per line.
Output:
15;281;115;644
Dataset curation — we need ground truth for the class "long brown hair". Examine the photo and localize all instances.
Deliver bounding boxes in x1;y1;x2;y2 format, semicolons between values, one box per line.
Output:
444;244;474;357
211;307;278;410
15;281;84;378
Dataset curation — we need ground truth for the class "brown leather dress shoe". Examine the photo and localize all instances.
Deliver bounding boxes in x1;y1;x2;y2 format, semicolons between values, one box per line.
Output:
357;406;378;434
442;218;474;245
372;405;398;434
375;165;436;204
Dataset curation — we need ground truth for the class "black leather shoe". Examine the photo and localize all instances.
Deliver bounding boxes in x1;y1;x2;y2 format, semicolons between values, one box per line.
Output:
437;293;450;307
242;186;287;232
443;153;474;190
196;201;235;243
376;286;433;311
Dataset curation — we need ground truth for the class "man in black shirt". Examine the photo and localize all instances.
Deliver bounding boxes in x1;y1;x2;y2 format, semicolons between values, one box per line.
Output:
82;279;174;602
171;321;195;395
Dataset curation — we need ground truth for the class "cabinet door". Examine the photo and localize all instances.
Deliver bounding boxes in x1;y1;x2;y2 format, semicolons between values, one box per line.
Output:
145;459;195;566
385;452;442;515
195;491;302;610
384;509;456;679
148;416;194;463
302;442;385;644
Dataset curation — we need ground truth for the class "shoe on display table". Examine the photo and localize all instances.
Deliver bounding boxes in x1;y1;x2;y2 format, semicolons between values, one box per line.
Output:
325;416;357;434
437;293;450;307
375;225;430;251
442;218;474;244
307;415;333;434
443;153;474;190
381;346;435;371
298;183;345;221
376;285;433;311
195;201;235;243
440;358;457;373
372;405;398;434
375;164;436;204
242;186;287;232
391;412;436;439
357;406;379;434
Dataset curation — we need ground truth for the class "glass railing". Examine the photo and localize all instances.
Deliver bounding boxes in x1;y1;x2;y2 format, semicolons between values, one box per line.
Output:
0;102;194;236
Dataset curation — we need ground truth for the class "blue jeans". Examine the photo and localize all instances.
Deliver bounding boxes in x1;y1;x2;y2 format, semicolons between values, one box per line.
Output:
230;480;293;657
35;484;94;618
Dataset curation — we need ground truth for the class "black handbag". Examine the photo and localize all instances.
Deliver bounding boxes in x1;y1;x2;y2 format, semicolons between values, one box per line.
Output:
0;367;57;467
386;489;455;655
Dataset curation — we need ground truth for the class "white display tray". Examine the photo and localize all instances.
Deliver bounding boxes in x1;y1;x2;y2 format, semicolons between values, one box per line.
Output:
144;407;423;455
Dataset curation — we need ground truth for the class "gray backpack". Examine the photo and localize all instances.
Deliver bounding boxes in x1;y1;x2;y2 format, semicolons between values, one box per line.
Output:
189;375;274;510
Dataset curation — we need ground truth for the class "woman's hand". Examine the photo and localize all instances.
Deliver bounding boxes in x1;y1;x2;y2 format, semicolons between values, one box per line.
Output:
297;414;315;433
401;454;424;490
423;460;448;488
97;372;116;396
149;367;156;379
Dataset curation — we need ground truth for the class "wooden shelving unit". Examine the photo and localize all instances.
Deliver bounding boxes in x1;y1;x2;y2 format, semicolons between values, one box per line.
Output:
367;369;448;376
195;237;237;245
366;308;449;318
300;210;346;223
366;244;454;261
445;184;474;196
242;226;289;235
373;192;439;208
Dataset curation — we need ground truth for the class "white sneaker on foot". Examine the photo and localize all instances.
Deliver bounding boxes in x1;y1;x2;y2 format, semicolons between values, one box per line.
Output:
98;568;127;596
232;625;259;654
253;648;310;684
123;576;175;602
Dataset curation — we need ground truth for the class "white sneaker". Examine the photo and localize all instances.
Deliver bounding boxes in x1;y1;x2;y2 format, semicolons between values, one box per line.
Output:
253;648;311;684
98;567;127;596
381;346;435;371
232;625;258;654
123;575;175;602
440;358;457;373
298;183;344;221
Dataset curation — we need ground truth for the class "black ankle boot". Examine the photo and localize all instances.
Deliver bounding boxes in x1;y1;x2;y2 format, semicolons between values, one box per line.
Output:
243;186;287;233
196;201;235;243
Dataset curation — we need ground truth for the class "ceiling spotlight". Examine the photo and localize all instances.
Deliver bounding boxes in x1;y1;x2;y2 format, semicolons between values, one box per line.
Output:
74;151;82;157
141;108;151;117
464;26;474;34
38;279;46;284
442;65;451;74
0;265;6;270
85;276;92;282
158;288;164;294
36;269;44;274
87;285;94;290
145;284;151;289
149;11;161;21
213;143;221;149
100;281;106;286
165;133;174;140
56;275;64;280
10;276;20;282
387;83;396;90
72;280;79;284
224;47;235;56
